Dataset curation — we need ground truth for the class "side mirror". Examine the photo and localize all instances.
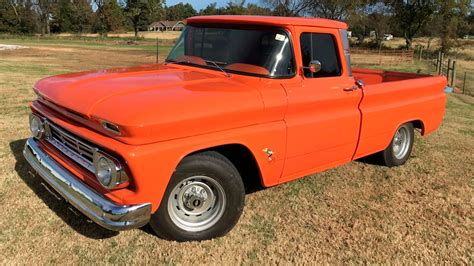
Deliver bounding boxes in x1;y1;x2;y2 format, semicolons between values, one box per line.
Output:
307;60;322;73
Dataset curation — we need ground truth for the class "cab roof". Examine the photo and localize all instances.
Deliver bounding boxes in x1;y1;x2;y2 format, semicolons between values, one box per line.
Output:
186;15;348;30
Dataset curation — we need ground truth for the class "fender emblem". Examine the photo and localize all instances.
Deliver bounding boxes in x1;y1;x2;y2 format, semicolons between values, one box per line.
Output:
262;148;274;161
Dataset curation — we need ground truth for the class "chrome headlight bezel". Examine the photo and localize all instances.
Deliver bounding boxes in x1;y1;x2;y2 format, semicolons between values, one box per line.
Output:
29;113;45;139
93;152;129;190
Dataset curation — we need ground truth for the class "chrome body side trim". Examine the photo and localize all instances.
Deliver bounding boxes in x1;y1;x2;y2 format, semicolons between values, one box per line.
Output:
23;138;151;231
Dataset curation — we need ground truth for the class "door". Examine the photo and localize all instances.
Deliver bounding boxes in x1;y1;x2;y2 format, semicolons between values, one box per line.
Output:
280;27;363;182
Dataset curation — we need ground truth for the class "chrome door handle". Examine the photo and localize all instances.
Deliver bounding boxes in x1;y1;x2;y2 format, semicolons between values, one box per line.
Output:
344;80;365;92
343;86;357;91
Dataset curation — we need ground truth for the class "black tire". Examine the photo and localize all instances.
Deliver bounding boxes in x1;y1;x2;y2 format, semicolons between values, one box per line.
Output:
149;151;245;241
382;123;414;167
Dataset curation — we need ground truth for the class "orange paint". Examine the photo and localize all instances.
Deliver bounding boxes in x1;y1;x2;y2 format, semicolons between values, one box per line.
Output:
30;16;446;213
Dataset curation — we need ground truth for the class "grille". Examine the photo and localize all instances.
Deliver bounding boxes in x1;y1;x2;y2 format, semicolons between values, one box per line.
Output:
45;121;96;173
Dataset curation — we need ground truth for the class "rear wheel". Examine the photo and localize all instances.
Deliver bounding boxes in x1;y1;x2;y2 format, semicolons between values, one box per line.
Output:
149;151;245;241
382;123;414;167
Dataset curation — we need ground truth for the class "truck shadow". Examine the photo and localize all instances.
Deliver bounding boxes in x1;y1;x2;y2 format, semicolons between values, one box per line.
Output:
356;153;386;166
10;139;119;240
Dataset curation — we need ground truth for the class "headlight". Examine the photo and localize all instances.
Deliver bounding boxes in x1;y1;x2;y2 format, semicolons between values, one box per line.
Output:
96;156;114;187
29;114;44;139
93;153;129;189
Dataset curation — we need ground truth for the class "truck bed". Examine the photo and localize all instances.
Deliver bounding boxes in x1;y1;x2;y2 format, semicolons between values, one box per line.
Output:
352;68;447;159
353;68;432;84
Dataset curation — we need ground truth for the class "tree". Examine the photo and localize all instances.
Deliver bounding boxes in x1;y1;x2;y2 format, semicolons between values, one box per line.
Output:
0;0;22;32
199;2;221;15
368;11;390;46
165;2;196;20
124;0;164;37
51;0;93;33
245;3;272;15
348;12;371;44
222;0;246;15
73;0;94;33
467;13;474;36
16;0;38;33
420;14;442;49
436;0;471;52
261;0;312;16
32;0;55;35
386;0;437;49
93;0;124;35
310;0;369;20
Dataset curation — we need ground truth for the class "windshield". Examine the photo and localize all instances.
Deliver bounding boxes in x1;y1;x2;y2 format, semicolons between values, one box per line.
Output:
166;24;295;78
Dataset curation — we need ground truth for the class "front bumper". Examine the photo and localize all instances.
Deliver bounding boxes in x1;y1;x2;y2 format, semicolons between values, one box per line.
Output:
23;138;151;231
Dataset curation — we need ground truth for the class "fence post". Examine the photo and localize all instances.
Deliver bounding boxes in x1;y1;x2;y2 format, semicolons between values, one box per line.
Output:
436;51;442;74
156;36;159;64
450;60;457;88
439;53;445;75
419;47;423;61
463;72;467;94
447;59;452;84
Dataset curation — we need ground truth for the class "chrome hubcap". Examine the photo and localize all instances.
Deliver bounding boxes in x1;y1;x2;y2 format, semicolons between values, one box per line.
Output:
393;127;410;159
168;176;226;232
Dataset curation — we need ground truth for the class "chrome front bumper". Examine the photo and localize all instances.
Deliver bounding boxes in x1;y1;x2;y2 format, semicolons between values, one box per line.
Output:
23;138;151;231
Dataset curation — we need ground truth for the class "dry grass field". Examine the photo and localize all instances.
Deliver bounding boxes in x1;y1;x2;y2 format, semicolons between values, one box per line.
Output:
0;38;473;264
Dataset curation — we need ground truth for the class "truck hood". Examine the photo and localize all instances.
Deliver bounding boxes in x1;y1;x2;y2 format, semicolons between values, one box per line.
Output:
34;64;266;144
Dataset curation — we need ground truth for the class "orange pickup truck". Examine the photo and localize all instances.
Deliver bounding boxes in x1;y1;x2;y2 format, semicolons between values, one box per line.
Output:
23;15;446;241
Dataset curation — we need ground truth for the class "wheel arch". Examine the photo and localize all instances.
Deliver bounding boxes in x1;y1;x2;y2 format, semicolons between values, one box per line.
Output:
410;119;425;135
185;143;264;193
387;119;424;148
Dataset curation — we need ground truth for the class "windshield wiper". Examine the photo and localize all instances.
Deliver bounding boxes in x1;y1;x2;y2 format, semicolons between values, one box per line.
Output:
205;60;231;78
165;58;231;78
164;58;189;65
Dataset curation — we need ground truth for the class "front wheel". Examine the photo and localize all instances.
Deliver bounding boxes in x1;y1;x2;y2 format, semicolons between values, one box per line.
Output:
149;151;245;241
382;123;414;167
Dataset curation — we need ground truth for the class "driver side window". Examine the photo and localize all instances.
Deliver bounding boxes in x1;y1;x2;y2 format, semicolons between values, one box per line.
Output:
300;33;342;78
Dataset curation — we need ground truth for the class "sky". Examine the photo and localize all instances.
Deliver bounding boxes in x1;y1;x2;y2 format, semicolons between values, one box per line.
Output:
166;0;260;11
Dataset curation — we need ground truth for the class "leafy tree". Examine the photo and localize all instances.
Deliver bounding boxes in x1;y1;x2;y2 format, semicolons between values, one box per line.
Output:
199;2;222;15
386;0;437;49
310;0;370;20
51;0;93;33
73;0;94;32
0;0;21;32
32;0;56;35
420;13;442;49
17;0;38;33
223;0;246;15
368;11;391;46
123;0;164;37
165;2;196;20
261;0;311;16
245;3;272;15
467;13;474;35
436;0;471;52
93;0;125;35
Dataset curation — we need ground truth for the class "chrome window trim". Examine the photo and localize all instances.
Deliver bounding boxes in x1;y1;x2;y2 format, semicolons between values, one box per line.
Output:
339;29;353;77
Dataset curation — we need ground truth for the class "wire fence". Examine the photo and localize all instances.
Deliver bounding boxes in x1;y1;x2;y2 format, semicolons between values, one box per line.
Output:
350;47;473;96
458;71;473;96
350;48;414;65
427;50;473;96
